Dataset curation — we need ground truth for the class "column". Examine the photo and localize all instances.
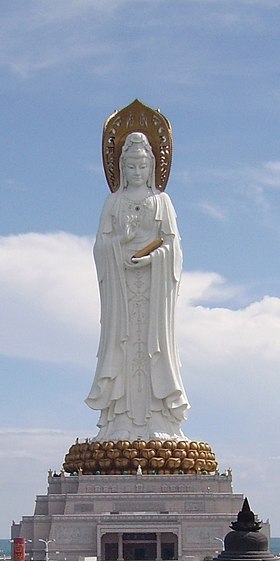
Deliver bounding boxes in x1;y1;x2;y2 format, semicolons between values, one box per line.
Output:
156;532;161;561
117;533;124;561
96;529;102;561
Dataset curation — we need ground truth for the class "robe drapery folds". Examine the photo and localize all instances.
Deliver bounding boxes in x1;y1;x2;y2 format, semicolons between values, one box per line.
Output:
85;190;190;441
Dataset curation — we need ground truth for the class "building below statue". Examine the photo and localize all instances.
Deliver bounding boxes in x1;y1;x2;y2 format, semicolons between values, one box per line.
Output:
11;471;269;561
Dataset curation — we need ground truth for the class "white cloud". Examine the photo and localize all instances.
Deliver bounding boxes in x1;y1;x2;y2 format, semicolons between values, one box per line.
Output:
1;0;277;82
260;160;280;188
1;233;280;534
180;160;280;234
195;201;227;222
0;232;98;365
1;232;280;435
0;1;125;78
214;447;280;530
0;428;74;462
0;428;77;536
177;286;280;367
1;231;279;371
179;271;237;304
182;160;280;193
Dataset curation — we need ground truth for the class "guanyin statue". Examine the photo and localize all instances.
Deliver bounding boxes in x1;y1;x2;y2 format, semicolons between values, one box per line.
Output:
85;100;190;442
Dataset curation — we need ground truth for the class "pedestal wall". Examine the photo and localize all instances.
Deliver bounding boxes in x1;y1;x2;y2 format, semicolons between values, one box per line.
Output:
11;473;256;561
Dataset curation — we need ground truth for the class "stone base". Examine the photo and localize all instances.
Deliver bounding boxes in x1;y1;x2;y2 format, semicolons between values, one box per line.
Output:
12;471;252;561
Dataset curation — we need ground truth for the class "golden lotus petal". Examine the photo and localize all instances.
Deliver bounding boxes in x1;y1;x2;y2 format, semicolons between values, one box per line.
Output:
187;450;199;459
173;449;187;459
189;441;198;450
114;458;130;469
99;458;113;469
89;442;101;451
158;449;172;459
149;457;165;469
132;440;147;451
198;451;206;459
194;459;206;471
101;441;115;451
165;457;181;469
106;449;121;459
116;440;131;450
162;440;176;450
176;441;187;450
131;457;148;469
123;449;138;460
81;451;91;460
141;449;156;460
93;450;105;460
181;458;195;470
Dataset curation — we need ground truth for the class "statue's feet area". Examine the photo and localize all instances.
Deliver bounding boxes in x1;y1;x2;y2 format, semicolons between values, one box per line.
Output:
63;439;218;475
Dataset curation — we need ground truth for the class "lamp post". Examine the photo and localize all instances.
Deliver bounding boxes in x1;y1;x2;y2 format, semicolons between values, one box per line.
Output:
214;537;225;551
38;540;56;561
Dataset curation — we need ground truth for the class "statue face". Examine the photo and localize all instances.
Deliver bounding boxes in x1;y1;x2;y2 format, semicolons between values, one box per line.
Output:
123;154;151;189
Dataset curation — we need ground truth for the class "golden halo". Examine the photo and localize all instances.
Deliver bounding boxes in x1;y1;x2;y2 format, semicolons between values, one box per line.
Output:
102;99;173;192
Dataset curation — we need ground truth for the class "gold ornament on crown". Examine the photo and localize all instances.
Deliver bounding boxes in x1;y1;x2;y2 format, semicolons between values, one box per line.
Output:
102;99;173;192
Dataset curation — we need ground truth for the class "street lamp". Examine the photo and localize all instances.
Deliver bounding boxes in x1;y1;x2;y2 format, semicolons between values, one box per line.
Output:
214;537;225;551
38;540;56;561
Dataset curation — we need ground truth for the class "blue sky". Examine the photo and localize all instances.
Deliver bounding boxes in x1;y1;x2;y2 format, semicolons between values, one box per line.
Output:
1;0;280;538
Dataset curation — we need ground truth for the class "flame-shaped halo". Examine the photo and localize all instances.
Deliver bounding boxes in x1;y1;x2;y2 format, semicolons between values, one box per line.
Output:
102;99;173;192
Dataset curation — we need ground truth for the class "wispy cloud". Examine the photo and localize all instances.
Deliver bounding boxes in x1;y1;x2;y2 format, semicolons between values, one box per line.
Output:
0;1;125;79
259;160;280;188
0;427;78;535
1;178;26;192
181;160;280;235
195;200;227;222
1;0;278;82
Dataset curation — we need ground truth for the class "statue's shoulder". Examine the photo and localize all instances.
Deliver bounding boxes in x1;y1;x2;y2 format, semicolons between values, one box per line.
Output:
102;191;119;209
105;191;118;201
158;191;171;202
157;191;174;209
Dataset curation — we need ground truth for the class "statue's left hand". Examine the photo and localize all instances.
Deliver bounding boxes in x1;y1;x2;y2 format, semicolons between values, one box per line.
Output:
125;255;152;269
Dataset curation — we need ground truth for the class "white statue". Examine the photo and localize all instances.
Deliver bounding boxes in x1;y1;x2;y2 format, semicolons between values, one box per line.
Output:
85;103;190;442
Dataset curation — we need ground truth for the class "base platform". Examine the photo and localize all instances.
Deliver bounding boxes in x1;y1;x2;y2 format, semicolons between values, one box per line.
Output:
12;471;251;561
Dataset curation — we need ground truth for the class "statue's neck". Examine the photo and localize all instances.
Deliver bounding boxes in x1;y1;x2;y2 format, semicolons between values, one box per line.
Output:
124;184;152;201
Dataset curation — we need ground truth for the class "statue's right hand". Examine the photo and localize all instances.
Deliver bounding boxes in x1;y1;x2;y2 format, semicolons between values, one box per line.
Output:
120;215;137;243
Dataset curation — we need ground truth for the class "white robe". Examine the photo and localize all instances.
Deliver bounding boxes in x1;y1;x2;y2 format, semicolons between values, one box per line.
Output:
85;190;190;441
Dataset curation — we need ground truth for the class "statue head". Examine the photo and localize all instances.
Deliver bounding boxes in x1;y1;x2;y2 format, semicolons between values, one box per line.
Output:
119;132;156;191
